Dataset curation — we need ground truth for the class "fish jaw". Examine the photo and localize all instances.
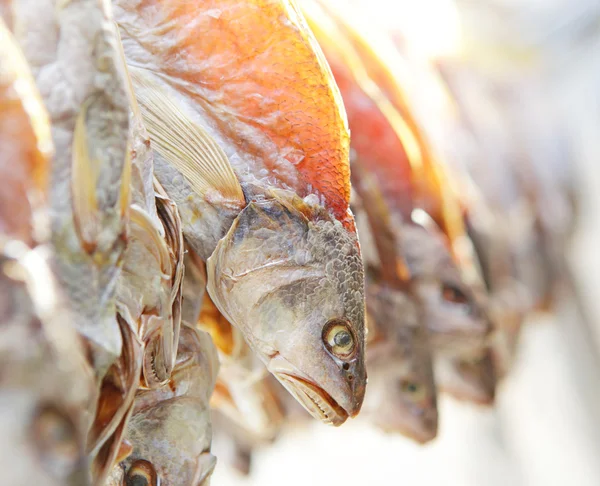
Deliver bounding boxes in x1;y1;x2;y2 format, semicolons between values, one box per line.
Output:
268;354;350;426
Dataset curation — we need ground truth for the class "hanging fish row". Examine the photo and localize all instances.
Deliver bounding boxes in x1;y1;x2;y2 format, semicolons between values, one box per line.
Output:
0;0;577;484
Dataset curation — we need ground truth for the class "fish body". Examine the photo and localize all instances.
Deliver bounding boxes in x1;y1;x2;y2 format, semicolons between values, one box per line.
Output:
5;1;142;479
313;0;491;324
0;22;94;479
349;186;438;440
0;25;95;484
115;0;366;425
8;0;132;379
431;62;542;378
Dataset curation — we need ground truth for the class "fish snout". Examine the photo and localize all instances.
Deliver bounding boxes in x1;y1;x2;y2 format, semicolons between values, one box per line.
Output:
343;358;367;418
414;405;439;444
268;353;367;426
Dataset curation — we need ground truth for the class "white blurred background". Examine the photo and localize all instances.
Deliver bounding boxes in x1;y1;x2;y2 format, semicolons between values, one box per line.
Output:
215;1;600;484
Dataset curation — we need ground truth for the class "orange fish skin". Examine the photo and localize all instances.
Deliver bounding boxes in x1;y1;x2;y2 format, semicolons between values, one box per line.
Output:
116;0;352;228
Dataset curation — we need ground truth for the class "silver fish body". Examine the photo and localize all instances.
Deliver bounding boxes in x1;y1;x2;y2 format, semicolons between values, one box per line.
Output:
351;190;438;443
9;0;131;379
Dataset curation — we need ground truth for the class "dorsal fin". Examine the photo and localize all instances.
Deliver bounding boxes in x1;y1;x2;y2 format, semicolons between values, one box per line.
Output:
115;0;352;227
129;67;245;208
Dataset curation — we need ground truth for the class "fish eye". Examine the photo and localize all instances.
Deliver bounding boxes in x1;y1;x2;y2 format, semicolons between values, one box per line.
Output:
126;459;158;486
399;379;427;401
322;319;356;360
31;405;80;477
441;283;472;312
400;380;420;394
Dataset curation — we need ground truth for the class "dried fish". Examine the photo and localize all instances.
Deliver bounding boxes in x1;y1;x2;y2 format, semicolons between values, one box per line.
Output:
115;0;366;425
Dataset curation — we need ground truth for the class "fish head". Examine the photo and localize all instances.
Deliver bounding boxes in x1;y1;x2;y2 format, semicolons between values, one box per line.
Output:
371;364;439;444
207;193;366;426
366;283;438;443
122;397;216;486
402;222;492;352
120;323;219;486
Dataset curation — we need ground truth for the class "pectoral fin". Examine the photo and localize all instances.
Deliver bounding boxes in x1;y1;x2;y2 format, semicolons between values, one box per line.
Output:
119;143;132;219
129;67;245;208
72;99;100;252
129;204;171;278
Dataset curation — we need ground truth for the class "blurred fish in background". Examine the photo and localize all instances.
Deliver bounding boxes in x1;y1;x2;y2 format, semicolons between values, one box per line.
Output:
214;0;600;485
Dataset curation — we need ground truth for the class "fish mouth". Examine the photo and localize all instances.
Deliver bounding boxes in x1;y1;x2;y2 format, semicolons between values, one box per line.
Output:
276;373;349;426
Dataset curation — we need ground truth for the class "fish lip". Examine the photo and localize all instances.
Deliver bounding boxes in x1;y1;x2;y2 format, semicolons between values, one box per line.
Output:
276;372;349;426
